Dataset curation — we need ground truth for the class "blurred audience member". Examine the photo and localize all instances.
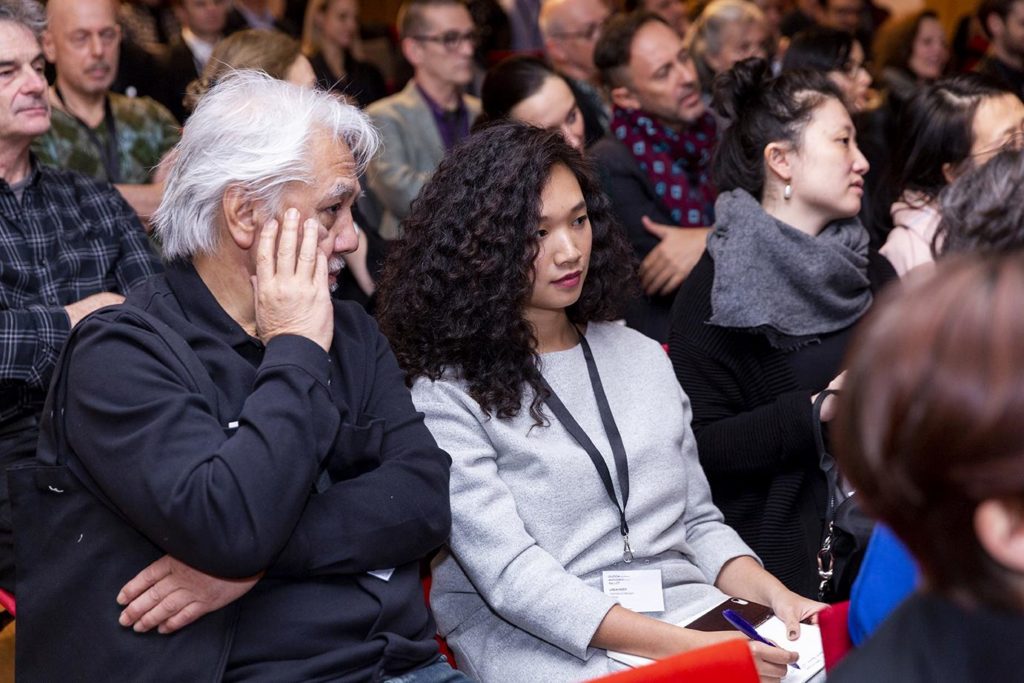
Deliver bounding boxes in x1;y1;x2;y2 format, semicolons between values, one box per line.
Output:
872;11;949;114
780;0;818;38
623;0;688;36
227;0;297;35
687;0;769;94
119;0;179;54
783;27;872;113
478;55;584;149
539;0;611;146
976;0;1024;100
184;28;315;109
366;0;480;239
592;12;717;342
830;251;1024;681
34;0;179;221
301;0;386;107
819;0;863;35
879;75;1024;276
937;147;1024;258
157;0;232;123
500;0;543;51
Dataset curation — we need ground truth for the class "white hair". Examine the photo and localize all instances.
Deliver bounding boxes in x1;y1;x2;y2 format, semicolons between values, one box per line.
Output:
153;70;380;260
0;0;47;38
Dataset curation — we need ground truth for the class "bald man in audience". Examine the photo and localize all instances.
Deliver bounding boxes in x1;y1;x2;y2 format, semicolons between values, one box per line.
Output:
539;0;611;145
365;0;480;239
32;0;179;221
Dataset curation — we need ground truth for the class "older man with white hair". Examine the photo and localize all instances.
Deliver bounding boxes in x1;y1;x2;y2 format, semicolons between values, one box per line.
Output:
14;71;462;682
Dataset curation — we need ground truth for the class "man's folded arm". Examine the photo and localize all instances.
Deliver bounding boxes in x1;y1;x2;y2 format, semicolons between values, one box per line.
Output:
0;306;71;393
64;314;341;578
269;325;452;576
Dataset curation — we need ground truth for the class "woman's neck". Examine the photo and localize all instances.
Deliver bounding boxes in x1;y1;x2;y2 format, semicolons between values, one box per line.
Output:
762;192;827;237
528;309;580;354
320;42;347;79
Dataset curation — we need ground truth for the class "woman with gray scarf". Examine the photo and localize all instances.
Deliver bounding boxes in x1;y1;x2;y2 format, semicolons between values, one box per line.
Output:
668;59;896;599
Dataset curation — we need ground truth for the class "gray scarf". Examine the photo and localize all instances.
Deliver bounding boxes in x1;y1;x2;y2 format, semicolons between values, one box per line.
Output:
705;189;872;350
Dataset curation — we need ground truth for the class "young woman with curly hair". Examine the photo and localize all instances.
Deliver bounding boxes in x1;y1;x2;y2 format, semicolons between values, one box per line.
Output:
377;122;823;683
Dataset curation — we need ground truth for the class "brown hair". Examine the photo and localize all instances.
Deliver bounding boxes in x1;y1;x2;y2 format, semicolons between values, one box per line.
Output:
397;0;465;40
184;29;303;112
835;253;1024;610
871;10;943;82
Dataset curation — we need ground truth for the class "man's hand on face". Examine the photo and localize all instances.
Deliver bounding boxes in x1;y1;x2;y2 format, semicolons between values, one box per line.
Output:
252;207;334;352
117;555;261;634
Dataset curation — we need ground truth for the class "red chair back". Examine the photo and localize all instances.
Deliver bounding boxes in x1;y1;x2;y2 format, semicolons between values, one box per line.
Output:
818;600;853;671
0;589;14;618
586;640;758;683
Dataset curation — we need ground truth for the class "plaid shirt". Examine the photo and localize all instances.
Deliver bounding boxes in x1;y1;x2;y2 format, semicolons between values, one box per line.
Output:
0;159;161;425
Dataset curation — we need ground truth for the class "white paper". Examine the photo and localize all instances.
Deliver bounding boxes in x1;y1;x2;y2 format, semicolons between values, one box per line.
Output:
601;569;665;613
607;601;825;683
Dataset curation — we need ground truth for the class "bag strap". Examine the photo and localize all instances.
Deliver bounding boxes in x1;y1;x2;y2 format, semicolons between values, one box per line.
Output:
43;307;223;466
812;389;841;525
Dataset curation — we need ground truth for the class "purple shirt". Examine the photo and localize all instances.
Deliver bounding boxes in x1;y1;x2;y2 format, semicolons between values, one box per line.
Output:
415;83;470;152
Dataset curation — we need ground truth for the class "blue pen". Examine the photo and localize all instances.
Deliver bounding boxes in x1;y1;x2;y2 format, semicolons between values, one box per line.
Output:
722;608;800;670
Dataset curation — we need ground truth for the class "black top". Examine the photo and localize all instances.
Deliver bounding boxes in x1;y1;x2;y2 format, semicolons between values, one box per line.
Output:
309;51;388;109
154;37;201;124
591;133;708;343
62;261;451;680
668;250;895;596
831;593;1024;682
975;55;1024;102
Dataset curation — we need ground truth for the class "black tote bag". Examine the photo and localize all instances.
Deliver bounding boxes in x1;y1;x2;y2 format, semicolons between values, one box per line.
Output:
8;307;238;682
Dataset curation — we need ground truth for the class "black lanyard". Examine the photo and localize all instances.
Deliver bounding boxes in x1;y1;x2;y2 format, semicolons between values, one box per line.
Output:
54;87;122;184
541;333;634;563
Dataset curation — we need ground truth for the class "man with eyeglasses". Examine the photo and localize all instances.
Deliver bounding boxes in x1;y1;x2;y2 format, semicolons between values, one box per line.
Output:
31;0;179;224
366;0;480;239
539;0;611;146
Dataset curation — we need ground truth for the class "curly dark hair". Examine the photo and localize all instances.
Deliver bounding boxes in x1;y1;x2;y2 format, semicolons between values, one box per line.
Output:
377;122;636;424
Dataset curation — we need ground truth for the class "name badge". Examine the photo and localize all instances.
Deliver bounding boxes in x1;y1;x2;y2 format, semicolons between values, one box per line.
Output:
367;568;395;582
601;569;665;613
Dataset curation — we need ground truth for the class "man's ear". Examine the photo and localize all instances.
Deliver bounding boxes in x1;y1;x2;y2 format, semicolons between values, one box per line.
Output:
401;36;421;69
975;498;1024;574
610;85;641;112
764;141;793;184
41;30;57;63
222;185;259;250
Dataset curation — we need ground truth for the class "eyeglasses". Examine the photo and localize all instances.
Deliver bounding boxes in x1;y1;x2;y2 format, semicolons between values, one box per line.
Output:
410;29;481;51
550;18;607;42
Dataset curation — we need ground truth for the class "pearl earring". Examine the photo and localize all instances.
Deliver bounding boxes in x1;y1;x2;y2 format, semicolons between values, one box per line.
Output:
783;183;792;200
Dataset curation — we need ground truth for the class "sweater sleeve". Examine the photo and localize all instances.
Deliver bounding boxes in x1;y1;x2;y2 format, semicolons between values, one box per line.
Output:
414;379;618;662
670;336;818;477
671;381;761;580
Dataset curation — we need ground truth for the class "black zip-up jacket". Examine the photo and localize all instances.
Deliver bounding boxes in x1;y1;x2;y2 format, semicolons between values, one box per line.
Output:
62;261;452;681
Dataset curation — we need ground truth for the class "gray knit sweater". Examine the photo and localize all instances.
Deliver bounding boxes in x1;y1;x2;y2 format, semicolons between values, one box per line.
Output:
412;322;755;682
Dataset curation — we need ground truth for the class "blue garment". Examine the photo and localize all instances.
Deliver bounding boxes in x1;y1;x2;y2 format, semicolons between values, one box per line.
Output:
848;524;919;645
